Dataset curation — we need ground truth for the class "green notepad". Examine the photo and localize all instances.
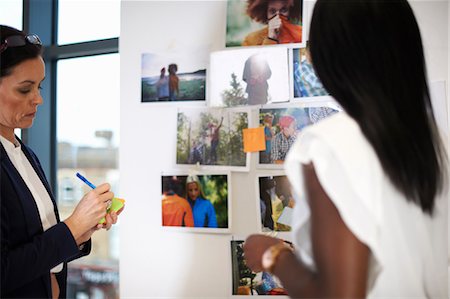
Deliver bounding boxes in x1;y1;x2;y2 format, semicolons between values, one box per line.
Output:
99;197;125;224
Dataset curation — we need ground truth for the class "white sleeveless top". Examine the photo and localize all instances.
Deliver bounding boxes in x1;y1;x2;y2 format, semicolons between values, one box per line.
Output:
284;112;448;298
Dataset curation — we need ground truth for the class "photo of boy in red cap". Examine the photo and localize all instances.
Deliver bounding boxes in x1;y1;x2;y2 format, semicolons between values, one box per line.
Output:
259;106;339;166
271;115;296;164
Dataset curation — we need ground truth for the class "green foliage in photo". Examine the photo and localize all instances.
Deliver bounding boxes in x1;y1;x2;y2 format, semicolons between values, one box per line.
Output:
201;175;228;228
177;79;205;101
222;73;247;107
177;113;189;163
142;81;157;101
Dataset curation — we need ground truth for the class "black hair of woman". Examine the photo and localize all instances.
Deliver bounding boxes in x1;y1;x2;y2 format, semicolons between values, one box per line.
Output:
0;25;43;78
309;0;447;214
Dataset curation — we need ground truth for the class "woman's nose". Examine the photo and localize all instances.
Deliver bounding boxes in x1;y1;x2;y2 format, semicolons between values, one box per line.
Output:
33;92;44;105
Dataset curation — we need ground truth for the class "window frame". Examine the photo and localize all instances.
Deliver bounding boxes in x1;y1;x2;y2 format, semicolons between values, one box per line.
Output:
22;0;119;194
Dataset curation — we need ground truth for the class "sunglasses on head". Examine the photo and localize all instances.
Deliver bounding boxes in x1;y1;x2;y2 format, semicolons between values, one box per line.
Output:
0;34;42;54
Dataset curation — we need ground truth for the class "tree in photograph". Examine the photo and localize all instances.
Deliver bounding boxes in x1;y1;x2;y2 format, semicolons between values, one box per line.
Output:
176;112;189;163
222;72;247;107
237;241;256;292
229;112;248;166
203;175;228;228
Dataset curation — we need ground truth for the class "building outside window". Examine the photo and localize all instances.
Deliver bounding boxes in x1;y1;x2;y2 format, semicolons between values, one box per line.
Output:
57;54;120;299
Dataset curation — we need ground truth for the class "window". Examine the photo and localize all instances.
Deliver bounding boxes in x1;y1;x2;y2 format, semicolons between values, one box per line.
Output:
58;0;120;45
23;0;120;297
57;54;120;298
0;0;23;30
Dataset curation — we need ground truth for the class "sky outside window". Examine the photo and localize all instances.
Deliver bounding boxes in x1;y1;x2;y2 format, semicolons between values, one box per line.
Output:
0;0;23;30
58;0;120;45
57;54;120;148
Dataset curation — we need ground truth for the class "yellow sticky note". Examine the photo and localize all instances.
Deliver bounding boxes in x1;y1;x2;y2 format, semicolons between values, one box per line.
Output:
99;197;125;224
243;127;266;153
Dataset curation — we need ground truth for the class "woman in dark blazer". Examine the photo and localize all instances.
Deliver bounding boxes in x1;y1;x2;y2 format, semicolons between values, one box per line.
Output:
0;25;122;298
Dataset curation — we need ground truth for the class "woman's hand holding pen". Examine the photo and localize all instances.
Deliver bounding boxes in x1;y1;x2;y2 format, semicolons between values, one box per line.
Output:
64;183;114;245
71;203;124;245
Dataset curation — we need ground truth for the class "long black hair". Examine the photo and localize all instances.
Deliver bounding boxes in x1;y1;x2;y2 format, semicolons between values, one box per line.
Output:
309;0;447;214
0;25;42;78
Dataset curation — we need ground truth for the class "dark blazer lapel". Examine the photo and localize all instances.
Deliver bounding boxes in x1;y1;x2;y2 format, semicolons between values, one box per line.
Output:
0;141;43;236
17;138;61;222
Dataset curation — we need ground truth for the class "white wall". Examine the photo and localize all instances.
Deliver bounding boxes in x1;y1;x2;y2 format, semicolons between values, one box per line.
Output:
411;1;449;135
119;1;448;298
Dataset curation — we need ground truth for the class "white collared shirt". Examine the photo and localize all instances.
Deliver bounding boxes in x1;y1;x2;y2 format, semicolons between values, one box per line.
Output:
0;135;63;273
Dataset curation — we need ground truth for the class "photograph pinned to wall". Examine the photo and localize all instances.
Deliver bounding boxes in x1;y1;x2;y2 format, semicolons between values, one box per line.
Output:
226;0;304;47
141;46;208;102
231;239;289;295
176;107;250;170
209;47;289;107
161;172;231;233
257;174;295;233
258;102;340;167
292;45;330;99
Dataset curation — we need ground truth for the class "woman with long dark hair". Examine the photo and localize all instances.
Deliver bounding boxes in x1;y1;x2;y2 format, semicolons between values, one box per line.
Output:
244;1;448;297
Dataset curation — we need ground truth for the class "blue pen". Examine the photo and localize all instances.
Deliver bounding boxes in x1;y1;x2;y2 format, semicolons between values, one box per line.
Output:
76;172;96;189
